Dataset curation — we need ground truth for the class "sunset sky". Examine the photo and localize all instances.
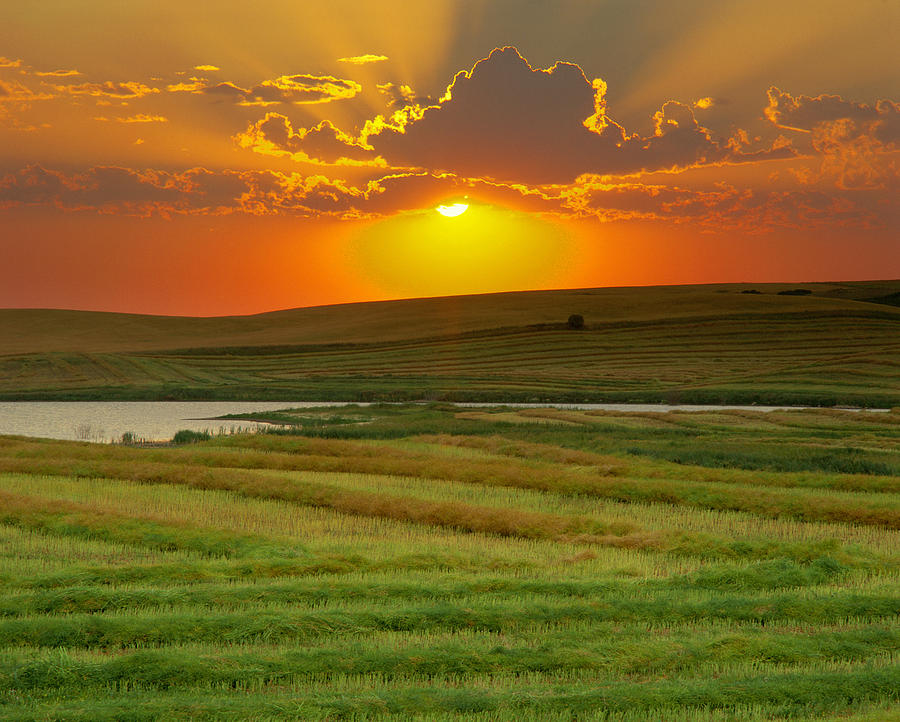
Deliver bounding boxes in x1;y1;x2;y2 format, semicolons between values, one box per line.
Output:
1;0;898;316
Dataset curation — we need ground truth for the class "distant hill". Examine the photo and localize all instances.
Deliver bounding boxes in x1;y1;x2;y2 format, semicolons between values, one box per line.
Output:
1;280;899;405
2;279;900;355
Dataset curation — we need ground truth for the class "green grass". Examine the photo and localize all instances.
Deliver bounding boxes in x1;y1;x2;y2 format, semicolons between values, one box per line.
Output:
0;404;898;719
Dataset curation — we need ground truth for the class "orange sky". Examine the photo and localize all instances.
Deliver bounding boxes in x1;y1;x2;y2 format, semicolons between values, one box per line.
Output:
1;1;898;315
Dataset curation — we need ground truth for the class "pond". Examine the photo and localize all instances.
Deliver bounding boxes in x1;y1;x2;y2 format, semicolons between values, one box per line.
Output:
0;401;356;443
0;401;883;443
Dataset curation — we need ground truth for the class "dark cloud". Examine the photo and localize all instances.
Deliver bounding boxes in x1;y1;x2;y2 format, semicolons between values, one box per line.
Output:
0;161;886;232
0;166;72;206
366;47;618;183
765;87;900;142
0;165;364;217
562;177;876;231
245;47;788;184
765;88;900;189
363;47;779;183
0;164;556;218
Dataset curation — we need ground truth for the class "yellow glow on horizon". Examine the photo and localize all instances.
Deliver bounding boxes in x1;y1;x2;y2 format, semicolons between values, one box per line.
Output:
435;203;469;217
350;204;579;299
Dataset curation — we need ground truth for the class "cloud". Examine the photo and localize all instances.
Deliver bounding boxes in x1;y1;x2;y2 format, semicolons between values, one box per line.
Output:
807;119;899;190
1;160;884;232
338;54;388;65
560;177;877;231
53;80;159;99
0;163;556;219
0;166;181;212
361;47;617;183
0;78;54;103
193;64;220;72
561;179;698;221
765;87;900;189
167;79;205;93
235;113;380;165
94;114;169;123
233;48;799;184
765;87;900;140
0;165;366;217
34;69;81;77
358;171;564;216
203;74;361;106
376;82;432;108
360;47;776;183
0;57;21;68
0;108;49;132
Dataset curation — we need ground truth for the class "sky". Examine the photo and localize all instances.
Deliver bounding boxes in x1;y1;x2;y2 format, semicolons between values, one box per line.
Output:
1;0;898;316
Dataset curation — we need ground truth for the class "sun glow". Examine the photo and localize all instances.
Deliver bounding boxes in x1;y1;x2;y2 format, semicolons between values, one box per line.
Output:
435;203;469;217
350;203;582;299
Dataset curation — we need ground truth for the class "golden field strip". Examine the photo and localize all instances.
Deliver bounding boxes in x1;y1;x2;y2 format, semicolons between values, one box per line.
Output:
0;404;899;720
2;281;899;405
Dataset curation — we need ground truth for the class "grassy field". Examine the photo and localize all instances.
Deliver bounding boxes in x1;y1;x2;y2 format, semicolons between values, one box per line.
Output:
1;404;898;720
1;280;899;404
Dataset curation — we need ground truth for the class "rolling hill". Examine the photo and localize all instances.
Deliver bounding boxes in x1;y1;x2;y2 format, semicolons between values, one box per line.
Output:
1;280;899;405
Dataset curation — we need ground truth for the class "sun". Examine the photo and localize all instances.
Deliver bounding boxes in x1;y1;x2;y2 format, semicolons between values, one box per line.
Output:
435;203;469;217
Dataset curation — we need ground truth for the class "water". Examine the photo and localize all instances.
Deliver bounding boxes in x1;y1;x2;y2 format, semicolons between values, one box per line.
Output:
0;401;886;443
0;401;358;443
456;403;818;412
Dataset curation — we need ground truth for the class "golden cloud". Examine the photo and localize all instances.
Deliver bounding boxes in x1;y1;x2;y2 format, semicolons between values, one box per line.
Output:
194;64;220;72
94;114;169;123
235;113;380;165
337;54;389;65
0;78;54;103
204;74;361;106
34;69;81;77
167;80;205;93
53;80;159;99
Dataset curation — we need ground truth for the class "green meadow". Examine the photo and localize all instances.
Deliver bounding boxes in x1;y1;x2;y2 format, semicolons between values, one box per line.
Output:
1;403;899;720
1;280;899;405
